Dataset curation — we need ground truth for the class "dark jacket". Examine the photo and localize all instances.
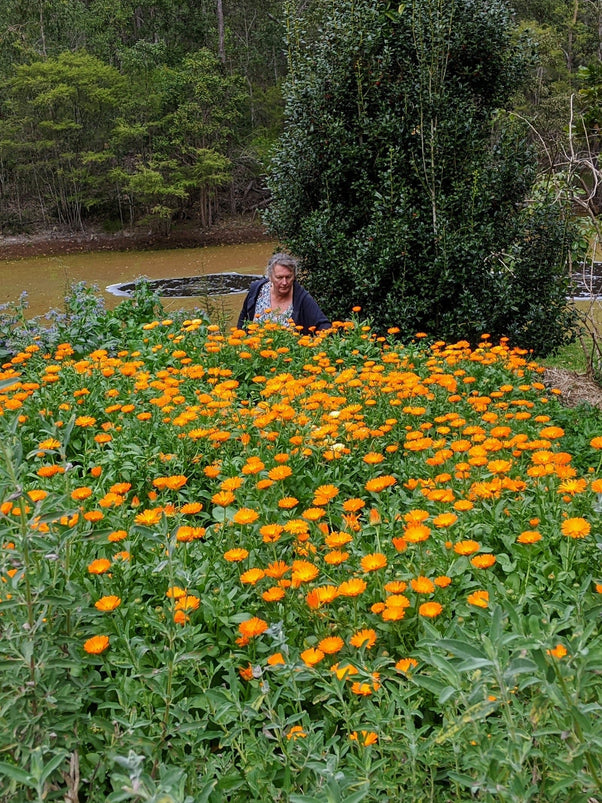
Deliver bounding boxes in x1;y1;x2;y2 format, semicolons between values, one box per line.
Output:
237;278;331;334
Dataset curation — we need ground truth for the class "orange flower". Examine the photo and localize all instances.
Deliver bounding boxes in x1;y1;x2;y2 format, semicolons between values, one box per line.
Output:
547;643;568;659
434;575;452;588
314;484;339;502
350;730;378;745
418;601;443;618
239;663;254;681
166;586;186;599
71;486;93;501
331;662;358;680
350;628;377;649
212;490;236;507
432;512;457;528
337;578;367;597
365;475;396;492
302;507;325;521
342;498;365;512
453;540;480;555
363;452;384;464
384;580;407;593
286;725;307;740
291;560;319;586
403;524;431;543
560;517;591;539
268;465;293;481
240;568;265;584
324;550;349;565
94;595;121;612
262;586;286;602
278;496;299;509
264;560;290;578
174;595;200;612
306;585;339;609
88;558;111;574
238;617;268;638
267;652;286;666
134;508;163;526
318;636;344;654
75;416;96;427
395;657;418;674
233;508;259;525
411;576;435;594
471;554;496;569
517;530;542;544
83;635;110;654
260;523;283;542
360;552;387;572
224;548;249;562
300;647;325;666
467;590;489;608
108;529;128;542
590;436;602;449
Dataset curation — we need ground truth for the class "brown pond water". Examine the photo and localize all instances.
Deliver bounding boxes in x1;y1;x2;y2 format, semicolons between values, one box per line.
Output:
0;241;276;325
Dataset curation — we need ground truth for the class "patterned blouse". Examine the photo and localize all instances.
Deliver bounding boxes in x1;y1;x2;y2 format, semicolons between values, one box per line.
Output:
253;281;294;325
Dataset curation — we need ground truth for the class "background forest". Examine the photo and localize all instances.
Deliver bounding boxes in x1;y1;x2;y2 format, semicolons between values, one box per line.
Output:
0;0;601;237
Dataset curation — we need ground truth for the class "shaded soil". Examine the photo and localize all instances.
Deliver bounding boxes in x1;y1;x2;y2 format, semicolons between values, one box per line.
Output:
0;216;273;261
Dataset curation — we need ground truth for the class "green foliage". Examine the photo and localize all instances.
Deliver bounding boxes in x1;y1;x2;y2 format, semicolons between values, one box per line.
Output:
0;299;601;800
264;0;579;356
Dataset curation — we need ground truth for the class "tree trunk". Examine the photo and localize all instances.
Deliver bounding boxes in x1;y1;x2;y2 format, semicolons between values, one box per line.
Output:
217;0;225;64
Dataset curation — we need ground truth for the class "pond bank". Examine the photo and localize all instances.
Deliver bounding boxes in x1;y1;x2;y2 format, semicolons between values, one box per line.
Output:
0;216;272;261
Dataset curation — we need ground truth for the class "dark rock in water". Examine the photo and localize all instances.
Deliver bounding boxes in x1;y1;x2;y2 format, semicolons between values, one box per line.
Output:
107;272;263;298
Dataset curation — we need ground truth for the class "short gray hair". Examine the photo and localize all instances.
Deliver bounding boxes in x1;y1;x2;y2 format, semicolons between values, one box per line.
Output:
266;252;298;279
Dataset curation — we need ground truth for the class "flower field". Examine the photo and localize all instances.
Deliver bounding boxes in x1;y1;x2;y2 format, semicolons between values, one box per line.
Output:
0;303;601;801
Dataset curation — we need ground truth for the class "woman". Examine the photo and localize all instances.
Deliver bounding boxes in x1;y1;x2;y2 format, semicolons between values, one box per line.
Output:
237;252;331;334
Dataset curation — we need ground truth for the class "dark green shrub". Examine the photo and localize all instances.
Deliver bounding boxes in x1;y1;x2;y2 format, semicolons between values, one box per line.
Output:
265;0;579;355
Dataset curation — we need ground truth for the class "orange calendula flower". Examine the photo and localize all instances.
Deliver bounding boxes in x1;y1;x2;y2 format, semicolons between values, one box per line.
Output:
233;507;259;525
404;524;431;543
166;586;187;599
278;496;299;509
306;585;339;609
108;529;128;542
291;560;320;586
331;662;358;680
471;554;497;569
419;601;443;618
350;730;378;745
342;498;365;512
240;568;265;585
212;490;236;507
318;636;344;654
174;595;200;611
365;475;396;493
432;512;457;528
238;617;269;638
84;635;110;654
94;595;121;612
384;580;407;593
134;508;163;526
350;628;377;649
268;465;293;481
264;560;290;579
517;530;542;544
75;416;96;427
560;517;591;539
262;586;286;602
360;552;387;572
411;576;435;594
287;725;307;740
260;523;284;542
589;436;602;449
467;590;489;608
363;452;385;464
302;507;325;521
267;652;286;666
453;539;481;555
300;647;325;666
87;558;111;574
337;578;367;597
224;548;249;562
547;643;568;659
395;657;419;674
71;487;93;501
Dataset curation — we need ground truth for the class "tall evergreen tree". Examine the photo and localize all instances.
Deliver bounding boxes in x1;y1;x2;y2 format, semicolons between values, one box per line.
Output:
265;0;579;354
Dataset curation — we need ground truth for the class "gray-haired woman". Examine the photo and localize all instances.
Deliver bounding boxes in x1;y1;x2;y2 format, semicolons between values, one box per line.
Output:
237;252;331;334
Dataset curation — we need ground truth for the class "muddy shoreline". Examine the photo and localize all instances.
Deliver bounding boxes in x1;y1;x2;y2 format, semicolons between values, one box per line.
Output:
0;217;273;261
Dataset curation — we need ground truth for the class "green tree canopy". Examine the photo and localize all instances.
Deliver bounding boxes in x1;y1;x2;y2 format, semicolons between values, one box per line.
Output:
265;0;578;355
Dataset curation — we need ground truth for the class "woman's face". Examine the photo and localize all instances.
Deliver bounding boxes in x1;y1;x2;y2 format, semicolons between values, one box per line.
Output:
271;264;294;292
